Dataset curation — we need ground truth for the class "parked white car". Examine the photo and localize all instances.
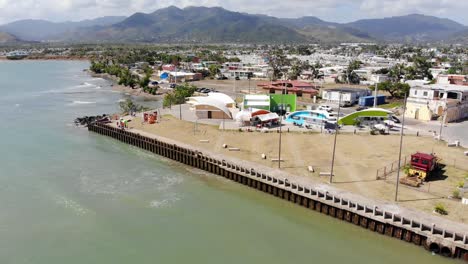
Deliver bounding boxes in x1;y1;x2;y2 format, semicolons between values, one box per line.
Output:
318;105;333;112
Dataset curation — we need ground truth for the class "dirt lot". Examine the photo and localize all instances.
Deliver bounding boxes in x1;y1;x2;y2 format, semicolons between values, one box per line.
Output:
127;115;468;223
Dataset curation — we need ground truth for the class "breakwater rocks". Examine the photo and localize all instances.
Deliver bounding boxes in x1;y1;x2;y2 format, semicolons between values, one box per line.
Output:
74;115;110;127
88;122;468;261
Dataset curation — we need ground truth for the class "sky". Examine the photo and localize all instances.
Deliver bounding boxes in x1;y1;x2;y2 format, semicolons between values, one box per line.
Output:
0;0;467;25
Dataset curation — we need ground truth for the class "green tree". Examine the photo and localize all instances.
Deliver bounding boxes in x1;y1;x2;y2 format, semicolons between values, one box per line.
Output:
118;68;137;89
90;60;106;74
119;98;148;115
163;83;197;107
375;81;410;98
288;58;308;80
268;49;290;80
296;45;311;55
389;64;406;83
408;56;433;80
208;64;221;78
342;60;362;84
139;74;151;89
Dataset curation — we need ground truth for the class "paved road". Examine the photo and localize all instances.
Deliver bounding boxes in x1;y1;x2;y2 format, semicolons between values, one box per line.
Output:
405;119;468;147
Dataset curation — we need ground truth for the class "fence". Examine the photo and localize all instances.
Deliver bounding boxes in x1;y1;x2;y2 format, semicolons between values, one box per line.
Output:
376;156;410;180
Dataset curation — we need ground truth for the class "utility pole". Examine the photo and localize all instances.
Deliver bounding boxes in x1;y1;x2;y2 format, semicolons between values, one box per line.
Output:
374;82;378;108
438;100;447;141
395;93;407;202
330;92;342;184
179;103;182;120
278;74;286;169
278;88;284;169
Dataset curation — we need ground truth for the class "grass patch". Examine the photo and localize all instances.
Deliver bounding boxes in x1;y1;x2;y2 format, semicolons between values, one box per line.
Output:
379;102;403;109
434;203;448;215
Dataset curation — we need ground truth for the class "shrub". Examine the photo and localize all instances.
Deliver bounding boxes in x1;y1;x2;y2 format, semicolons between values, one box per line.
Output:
457;181;465;188
119;98;149;115
434;203;448;215
452;189;461;199
403;164;411;176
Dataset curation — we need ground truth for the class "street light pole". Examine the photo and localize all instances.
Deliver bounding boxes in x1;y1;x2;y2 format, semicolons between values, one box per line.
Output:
374;82;378;108
438;100;447;141
179;103;182;120
330;92;342;184
278;86;285;169
395;93;408;202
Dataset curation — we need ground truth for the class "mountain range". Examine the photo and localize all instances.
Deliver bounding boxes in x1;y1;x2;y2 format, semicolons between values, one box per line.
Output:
0;32;21;44
0;6;466;44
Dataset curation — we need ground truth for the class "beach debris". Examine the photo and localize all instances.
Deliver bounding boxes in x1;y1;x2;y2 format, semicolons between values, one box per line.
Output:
222;144;228;148
447;141;460;147
319;172;333;177
229;148;240;151
199;140;210;143
308;166;315;173
261;153;266;159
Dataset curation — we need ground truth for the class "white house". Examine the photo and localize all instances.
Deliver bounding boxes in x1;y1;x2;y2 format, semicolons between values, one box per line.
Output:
322;88;371;106
405;84;468;122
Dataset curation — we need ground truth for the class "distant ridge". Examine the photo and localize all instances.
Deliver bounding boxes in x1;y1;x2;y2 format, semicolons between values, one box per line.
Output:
0;31;21;44
0;7;466;44
0;16;126;41
346;14;466;42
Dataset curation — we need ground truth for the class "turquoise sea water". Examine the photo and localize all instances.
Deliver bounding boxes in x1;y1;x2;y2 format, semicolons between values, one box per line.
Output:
0;61;459;264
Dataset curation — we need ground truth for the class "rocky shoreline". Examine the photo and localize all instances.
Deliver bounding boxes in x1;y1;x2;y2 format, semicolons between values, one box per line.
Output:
74;114;111;127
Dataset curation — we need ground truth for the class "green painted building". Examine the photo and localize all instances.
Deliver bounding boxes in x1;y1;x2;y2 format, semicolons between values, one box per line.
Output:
269;94;297;113
243;94;297;113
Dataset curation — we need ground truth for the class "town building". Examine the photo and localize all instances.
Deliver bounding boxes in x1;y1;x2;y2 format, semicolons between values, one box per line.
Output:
437;75;468;86
187;93;235;120
405;84;468;122
167;72;202;83
257;81;319;99
322;88;371;106
242;94;297;114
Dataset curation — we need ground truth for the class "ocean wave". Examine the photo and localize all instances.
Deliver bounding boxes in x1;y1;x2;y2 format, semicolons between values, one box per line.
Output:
54;194;89;216
68;100;97;106
149;196;181;208
40;82;98;94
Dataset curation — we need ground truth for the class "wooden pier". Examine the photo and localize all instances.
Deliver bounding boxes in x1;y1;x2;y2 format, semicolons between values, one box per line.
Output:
88;122;468;261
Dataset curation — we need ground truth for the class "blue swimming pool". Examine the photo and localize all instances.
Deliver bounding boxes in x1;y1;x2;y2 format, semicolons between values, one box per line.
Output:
285;110;330;126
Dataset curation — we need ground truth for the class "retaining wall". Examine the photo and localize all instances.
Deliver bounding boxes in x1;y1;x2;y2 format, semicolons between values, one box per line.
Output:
88;123;468;261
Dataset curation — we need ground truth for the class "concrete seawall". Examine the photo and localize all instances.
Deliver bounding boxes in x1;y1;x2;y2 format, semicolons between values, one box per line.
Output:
88;122;468;261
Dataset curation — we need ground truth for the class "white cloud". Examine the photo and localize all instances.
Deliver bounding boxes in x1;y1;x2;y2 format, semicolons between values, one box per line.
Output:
0;0;466;25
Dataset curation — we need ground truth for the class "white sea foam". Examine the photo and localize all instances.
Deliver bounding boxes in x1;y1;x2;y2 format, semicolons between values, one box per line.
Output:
54;195;89;216
149;196;181;208
69;100;97;106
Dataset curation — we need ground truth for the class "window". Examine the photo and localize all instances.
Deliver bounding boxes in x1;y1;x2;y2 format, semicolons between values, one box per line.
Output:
423;91;428;97
447;92;458;100
422;159;429;165
414;90;418;95
412;157;419;163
